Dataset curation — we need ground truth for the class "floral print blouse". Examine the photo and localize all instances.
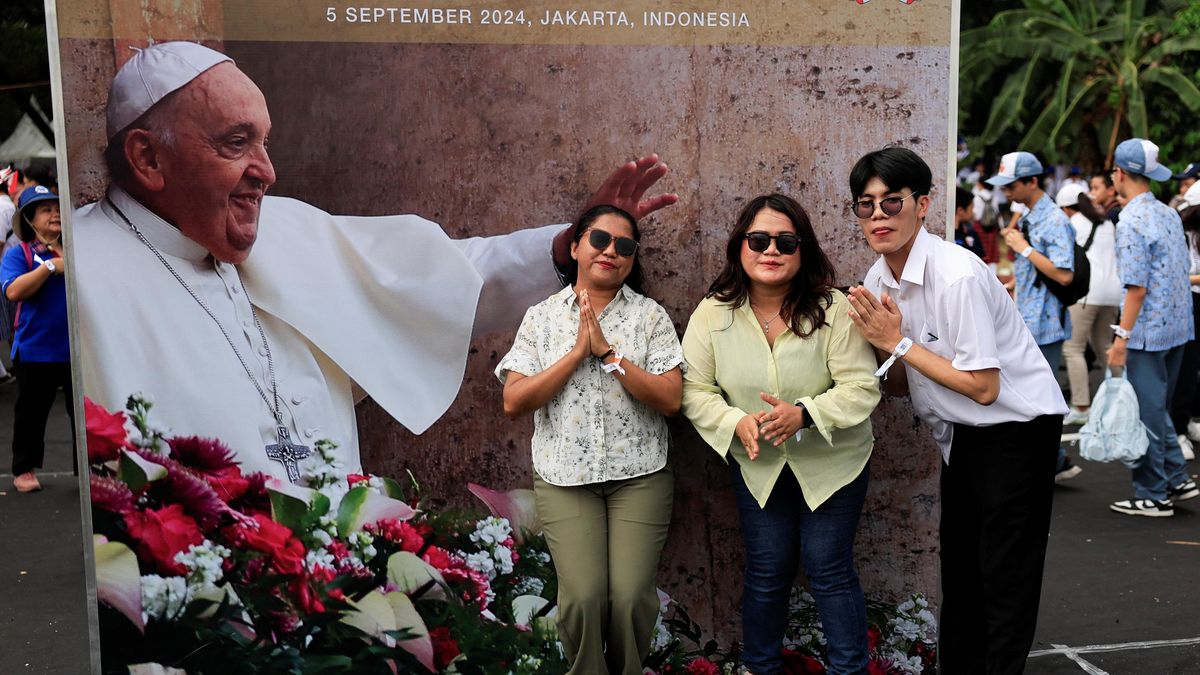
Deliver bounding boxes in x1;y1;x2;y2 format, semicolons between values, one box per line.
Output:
1115;192;1194;351
496;285;685;486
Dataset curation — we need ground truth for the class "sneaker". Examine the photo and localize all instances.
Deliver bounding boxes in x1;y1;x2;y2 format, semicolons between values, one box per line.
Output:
1189;418;1200;443
1110;498;1174;517
1063;407;1090;426
12;471;41;493
1055;456;1082;483
1170;479;1200;501
1180;435;1195;461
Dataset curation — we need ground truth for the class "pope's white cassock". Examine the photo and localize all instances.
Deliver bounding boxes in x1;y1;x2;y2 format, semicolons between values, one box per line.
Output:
74;186;561;477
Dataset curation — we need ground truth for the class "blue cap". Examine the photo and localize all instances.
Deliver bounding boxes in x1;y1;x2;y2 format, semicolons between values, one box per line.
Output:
1173;162;1200;180
1113;139;1172;181
986;151;1043;186
16;185;58;212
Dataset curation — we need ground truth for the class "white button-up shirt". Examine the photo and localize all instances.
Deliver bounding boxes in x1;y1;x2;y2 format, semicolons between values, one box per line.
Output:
496;285;684;486
864;228;1067;462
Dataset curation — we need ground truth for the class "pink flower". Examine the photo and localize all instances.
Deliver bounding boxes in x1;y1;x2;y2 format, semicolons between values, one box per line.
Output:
90;474;135;514
123;503;204;576
167;435;239;473
365;519;424;553
684;658;720;675
84;397;129;464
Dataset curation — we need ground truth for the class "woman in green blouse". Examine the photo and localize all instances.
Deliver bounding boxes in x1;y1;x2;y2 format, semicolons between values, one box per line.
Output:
681;193;880;675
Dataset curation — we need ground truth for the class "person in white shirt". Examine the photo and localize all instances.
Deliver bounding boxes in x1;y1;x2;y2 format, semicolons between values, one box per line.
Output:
844;147;1066;674
1056;184;1122;426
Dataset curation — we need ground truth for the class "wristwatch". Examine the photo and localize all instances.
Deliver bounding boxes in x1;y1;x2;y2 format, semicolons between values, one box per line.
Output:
44;260;57;274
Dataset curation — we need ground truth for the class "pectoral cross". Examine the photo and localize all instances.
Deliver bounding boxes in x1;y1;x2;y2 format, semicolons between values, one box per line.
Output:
266;426;312;484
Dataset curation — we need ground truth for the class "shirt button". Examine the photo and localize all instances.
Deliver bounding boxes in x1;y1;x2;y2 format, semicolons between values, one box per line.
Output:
304;428;319;439
258;345;269;357
291;395;307;405
231;285;241;294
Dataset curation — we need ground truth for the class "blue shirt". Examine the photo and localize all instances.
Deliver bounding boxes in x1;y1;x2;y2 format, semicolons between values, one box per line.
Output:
1115;192;1194;351
1015;193;1075;345
0;242;70;362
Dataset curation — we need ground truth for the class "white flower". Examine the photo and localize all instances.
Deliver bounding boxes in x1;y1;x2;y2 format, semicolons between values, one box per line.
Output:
469;516;513;547
463;550;497;580
493;544;515;576
513;576;545;596
174;541;231;589
141;574;188;623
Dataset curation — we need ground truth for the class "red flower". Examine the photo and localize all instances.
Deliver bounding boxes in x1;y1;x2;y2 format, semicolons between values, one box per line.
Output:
782;648;827;674
90;474;135;514
227;513;307;576
346;473;370;487
205;465;252;502
365;519;424;553
84;397;129;463
867;658;893;675
123;503;204;575
867;624;882;651
684;657;720;675
167;435;239;473
429;626;461;670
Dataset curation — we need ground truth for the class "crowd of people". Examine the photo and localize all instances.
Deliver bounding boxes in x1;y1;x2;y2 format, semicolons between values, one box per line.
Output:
954;141;1198;517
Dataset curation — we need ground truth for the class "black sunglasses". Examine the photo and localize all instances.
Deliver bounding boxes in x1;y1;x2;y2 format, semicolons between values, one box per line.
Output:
744;232;801;255
587;228;639;257
852;192;919;219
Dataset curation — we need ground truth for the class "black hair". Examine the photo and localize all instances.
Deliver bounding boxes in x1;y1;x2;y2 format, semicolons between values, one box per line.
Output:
564;204;644;293
1091;172;1114;189
706;193;836;339
1180;204;1200;254
1073;192;1106;226
954;186;973;212
849;147;933;200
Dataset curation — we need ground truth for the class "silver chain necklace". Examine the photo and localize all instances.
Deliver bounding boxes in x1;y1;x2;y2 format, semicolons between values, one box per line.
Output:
108;200;311;483
749;303;782;332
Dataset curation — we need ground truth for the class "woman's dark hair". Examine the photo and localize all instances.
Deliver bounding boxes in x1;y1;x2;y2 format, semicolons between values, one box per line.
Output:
1180;203;1200;254
564;204;644;293
1072;192;1106;226
849;147;933;199
706;194;836;338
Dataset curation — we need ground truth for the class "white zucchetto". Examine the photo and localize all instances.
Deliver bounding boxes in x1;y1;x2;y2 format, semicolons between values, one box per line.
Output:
105;42;233;140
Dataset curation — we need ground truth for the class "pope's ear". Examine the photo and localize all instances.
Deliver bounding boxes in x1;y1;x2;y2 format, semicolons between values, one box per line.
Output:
123;129;167;193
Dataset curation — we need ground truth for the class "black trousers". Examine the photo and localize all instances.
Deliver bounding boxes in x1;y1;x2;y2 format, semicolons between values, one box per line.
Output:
939;414;1060;675
1169;291;1200;433
11;359;74;476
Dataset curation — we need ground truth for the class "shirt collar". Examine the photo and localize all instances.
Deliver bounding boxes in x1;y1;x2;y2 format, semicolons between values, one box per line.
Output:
1021;193;1056;228
878;227;935;289
554;283;633;308
1126;191;1156;209
102;185;211;263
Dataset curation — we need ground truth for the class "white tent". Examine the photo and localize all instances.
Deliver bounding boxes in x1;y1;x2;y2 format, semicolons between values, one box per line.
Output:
0;98;55;164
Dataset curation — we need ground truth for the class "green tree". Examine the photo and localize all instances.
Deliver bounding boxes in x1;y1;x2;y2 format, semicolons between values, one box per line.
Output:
960;0;1200;168
0;0;52;150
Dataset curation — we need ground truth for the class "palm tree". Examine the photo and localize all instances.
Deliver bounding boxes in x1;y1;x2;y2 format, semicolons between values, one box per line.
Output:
961;0;1200;166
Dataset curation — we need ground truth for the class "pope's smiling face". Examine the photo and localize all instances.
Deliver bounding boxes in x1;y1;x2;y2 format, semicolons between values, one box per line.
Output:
154;63;277;263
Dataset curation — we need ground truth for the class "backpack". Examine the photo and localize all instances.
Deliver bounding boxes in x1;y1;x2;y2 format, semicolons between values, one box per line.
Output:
0;242;33;344
1077;370;1150;467
1023;221;1091;307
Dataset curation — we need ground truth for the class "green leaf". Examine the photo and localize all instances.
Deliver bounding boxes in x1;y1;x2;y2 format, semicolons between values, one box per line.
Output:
267;480;317;533
1141;28;1200;64
379;476;407;500
336;486;418;534
1141;66;1200;111
117;449;167;493
385;551;447;600
1122;59;1147;137
981;58;1039;145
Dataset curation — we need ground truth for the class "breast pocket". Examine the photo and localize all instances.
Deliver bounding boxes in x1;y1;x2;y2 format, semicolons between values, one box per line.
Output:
918;320;954;360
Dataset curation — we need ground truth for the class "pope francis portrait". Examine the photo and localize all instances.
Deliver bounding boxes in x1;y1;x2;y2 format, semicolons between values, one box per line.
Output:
72;42;677;483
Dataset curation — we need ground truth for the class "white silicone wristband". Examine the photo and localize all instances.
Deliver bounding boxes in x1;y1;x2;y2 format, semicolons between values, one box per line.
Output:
874;337;913;378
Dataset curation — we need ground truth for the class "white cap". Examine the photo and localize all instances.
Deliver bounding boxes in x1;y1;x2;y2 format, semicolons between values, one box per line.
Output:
105;42;233;140
1055;183;1087;208
1180;181;1200;210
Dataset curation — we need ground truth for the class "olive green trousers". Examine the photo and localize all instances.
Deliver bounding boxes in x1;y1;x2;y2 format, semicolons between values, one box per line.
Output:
534;468;673;675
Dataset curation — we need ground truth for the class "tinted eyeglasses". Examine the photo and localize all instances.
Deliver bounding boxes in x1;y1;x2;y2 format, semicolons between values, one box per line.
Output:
743;232;801;255
852;192;919;219
587;228;639;257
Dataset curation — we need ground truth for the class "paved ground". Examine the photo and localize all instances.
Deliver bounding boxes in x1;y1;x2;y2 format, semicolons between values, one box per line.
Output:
0;381;91;674
0;375;1197;674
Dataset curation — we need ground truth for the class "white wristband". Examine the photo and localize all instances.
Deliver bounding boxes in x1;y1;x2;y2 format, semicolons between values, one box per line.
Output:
1019;246;1033;258
874;337;913;378
1110;324;1132;340
600;351;626;376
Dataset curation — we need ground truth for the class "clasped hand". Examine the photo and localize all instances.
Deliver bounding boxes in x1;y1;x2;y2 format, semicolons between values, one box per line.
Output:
735;393;806;460
572;289;612;360
846;286;903;353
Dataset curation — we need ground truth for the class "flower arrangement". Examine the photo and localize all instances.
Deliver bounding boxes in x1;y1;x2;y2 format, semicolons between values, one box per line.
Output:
86;395;937;674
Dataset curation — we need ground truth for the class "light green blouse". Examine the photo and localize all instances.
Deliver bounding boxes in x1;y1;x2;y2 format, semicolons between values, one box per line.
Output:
681;290;880;510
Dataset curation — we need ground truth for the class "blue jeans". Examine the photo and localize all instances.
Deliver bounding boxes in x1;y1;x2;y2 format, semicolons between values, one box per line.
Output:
729;462;869;675
1127;346;1190;500
1039;341;1071;471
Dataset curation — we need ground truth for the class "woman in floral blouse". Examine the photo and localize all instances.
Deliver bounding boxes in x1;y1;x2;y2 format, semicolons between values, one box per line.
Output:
496;204;684;675
681;194;880;675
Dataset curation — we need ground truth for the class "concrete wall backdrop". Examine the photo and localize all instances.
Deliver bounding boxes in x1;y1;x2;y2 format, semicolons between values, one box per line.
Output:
56;1;951;644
